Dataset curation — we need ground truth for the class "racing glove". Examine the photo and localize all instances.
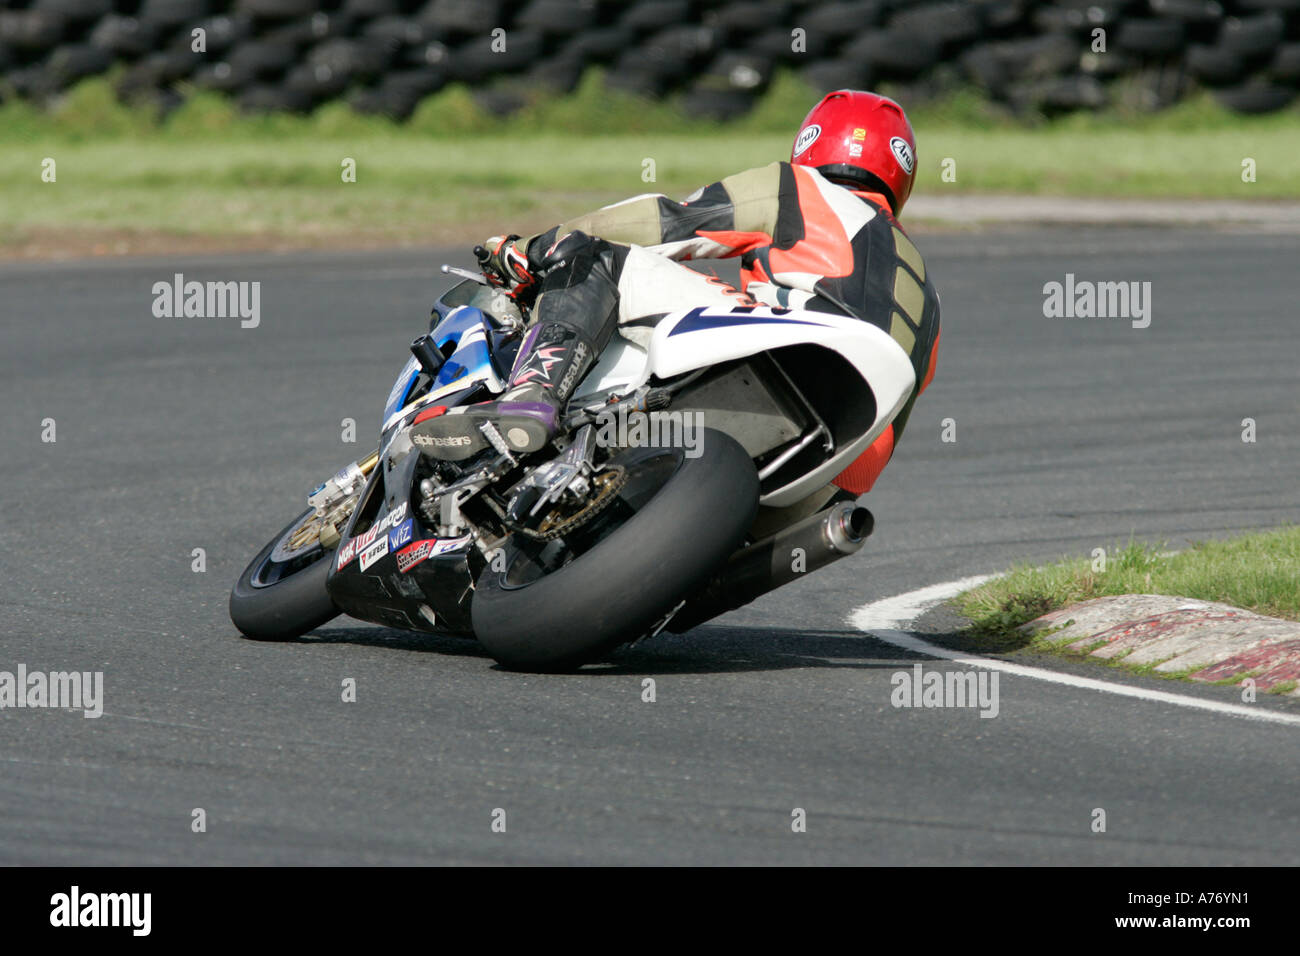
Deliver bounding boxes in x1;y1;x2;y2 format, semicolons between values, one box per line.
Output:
476;235;537;294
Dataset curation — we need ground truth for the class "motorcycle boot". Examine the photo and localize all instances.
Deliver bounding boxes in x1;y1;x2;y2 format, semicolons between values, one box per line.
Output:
411;232;625;461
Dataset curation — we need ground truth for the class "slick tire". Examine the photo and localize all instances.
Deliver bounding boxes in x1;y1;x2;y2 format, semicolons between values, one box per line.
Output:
230;509;341;641
472;429;758;672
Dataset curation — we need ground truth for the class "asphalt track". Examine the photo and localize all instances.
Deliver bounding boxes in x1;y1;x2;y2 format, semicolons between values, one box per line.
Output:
2;226;1297;865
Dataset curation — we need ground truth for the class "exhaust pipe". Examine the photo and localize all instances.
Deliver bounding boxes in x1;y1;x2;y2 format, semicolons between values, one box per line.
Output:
666;501;874;633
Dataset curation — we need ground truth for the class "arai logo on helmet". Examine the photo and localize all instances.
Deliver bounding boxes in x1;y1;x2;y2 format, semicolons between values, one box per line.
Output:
793;124;821;157
890;136;915;174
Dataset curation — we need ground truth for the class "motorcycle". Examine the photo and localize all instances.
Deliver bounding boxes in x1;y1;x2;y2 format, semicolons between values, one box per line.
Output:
229;252;916;670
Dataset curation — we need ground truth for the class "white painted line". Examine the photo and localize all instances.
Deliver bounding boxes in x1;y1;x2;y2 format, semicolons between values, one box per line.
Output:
851;574;997;631
849;576;1300;729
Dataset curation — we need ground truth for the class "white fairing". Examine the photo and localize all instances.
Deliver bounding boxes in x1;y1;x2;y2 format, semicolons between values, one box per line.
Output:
577;305;917;507
571;337;649;402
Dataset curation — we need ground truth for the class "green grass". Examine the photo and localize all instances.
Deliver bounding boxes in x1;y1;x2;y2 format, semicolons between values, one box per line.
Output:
956;527;1300;656
2;69;1299;253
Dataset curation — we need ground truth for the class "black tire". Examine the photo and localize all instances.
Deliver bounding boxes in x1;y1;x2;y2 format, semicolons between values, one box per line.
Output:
238;81;317;113
981;0;1033;34
626;25;718;82
619;0;692;32
1149;0;1224;22
604;66;672;98
0;11;64;51
517;0;594;35
992;33;1081;82
343;0;404;18
702;51;774;90
1031;4;1118;34
749;26;813;61
88;15;158;57
285;61;350;97
1186;43;1249;84
422;0;503;36
361;15;429;49
1218;13;1285;58
525;54;585;92
683;85;758;119
168;14;251;54
1268;42;1300;82
1010;73;1107;113
235;0;318;18
307;37;392;81
801;58;874;93
227;39;299;78
444;29;542;81
7;65;57;99
138;0;212;28
472;430;759;671
46;43;113;85
401;39;451;69
1079;47;1139;78
842;28;941;78
889;2;985;50
1214;78;1297;112
1115;17;1187;57
193;60;256;91
34;0;112;23
805;1;885;39
383;67;446;109
960;44;1010;91
231;509;340;641
559;25;637;62
472;86;528;117
708;1;793;37
1236;0;1300;10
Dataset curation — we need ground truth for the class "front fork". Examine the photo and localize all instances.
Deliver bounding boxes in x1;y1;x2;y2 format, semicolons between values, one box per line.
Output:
306;449;381;549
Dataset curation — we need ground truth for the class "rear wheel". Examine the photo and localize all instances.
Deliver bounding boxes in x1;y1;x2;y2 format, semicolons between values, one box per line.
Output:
230;509;340;641
471;429;759;671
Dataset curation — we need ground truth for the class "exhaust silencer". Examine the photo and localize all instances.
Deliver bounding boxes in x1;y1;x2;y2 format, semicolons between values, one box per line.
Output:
666;501;874;633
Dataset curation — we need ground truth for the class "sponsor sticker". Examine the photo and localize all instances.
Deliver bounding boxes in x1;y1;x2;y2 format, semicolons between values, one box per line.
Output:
389;518;413;551
395;535;473;574
793;123;821;157
381;502;408;530
412;433;472;448
336;502;409;569
359;536;389;572
889;135;914;174
395;539;433;574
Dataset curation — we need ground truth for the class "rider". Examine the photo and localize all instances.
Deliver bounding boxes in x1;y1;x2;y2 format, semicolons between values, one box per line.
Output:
412;90;940;496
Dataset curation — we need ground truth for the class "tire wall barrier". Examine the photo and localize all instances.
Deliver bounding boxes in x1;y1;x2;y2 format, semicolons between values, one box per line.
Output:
3;0;1299;119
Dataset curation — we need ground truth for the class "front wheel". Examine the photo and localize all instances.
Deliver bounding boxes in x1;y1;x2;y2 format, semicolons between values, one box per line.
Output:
472;428;759;671
230;509;341;641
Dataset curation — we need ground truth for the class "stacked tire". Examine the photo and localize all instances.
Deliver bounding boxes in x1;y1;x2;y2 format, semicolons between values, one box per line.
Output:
2;0;1299;119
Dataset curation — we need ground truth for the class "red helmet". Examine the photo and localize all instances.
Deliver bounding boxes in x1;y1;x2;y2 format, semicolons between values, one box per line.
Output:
791;90;917;216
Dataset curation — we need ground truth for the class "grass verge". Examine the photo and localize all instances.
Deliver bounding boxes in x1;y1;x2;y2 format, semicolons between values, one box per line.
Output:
954;527;1300;662
2;70;1299;256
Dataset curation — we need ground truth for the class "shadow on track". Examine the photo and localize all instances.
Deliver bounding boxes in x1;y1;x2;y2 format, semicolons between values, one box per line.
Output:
268;622;940;675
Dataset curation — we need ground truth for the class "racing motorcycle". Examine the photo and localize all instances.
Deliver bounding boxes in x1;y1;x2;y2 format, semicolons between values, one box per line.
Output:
229;252;915;670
